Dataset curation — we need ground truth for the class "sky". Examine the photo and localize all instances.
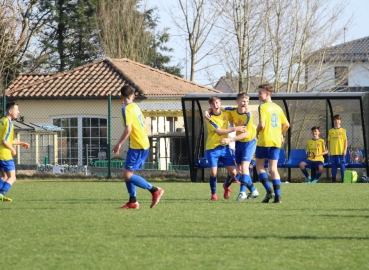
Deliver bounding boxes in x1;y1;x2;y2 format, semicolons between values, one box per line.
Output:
147;0;369;86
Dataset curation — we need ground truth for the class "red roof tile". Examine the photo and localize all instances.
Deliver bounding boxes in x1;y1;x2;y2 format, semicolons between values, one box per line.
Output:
6;58;220;99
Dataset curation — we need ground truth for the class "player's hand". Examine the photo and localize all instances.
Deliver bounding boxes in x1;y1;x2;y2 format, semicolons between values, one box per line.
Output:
220;138;230;145
112;144;121;154
11;149;16;156
204;110;211;119
22;142;30;149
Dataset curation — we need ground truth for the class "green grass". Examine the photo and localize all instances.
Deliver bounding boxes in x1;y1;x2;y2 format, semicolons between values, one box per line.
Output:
1;181;369;270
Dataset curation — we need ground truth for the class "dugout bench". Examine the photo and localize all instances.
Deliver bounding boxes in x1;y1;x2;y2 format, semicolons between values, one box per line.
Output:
181;92;369;182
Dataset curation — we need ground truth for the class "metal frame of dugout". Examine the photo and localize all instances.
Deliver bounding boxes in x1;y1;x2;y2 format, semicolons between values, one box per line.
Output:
181;92;369;183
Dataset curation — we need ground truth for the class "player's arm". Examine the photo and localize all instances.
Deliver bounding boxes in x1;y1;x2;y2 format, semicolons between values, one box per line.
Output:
281;121;290;135
204;108;212;120
2;140;16;156
221;130;249;145
12;140;30;148
214;125;245;136
256;121;265;138
343;139;348;156
112;125;132;155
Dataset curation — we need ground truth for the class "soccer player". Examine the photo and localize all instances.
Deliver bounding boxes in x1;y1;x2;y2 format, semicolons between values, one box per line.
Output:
112;85;164;209
0;102;30;202
299;126;328;183
219;92;259;201
255;84;290;203
205;96;243;200
327;114;348;183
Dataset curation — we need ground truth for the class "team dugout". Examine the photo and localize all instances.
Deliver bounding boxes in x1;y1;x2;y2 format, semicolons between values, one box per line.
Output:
181;92;369;183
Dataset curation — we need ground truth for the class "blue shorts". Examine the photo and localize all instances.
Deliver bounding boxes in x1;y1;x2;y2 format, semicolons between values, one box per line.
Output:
205;145;235;168
250;159;256;167
235;139;257;164
255;146;280;160
330;155;346;164
303;159;324;168
0;160;15;173
125;148;149;171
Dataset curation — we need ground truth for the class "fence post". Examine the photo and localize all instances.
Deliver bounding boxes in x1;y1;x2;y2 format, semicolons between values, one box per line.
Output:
108;94;112;178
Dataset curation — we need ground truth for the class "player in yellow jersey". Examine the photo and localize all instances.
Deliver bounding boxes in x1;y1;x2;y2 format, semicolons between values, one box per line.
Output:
219;93;259;201
328;114;348;183
255;84;290;203
0;102;30;202
204;96;244;201
299;126;328;183
112;85;164;209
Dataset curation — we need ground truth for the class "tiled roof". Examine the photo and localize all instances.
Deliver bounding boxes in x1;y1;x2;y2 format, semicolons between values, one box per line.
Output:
6;58;220;99
214;75;266;93
307;36;369;62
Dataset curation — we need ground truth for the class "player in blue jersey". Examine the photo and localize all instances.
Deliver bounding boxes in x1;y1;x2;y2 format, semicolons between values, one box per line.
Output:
112;85;164;209
0;102;30;202
255;84;290;203
204;96;244;200
219;92;259;201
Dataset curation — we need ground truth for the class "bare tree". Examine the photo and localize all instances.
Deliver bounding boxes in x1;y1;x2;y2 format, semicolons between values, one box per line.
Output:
0;0;48;93
167;0;221;81
213;0;265;92
210;0;351;92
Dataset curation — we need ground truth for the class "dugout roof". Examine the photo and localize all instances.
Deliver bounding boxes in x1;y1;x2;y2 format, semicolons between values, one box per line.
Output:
181;92;369;182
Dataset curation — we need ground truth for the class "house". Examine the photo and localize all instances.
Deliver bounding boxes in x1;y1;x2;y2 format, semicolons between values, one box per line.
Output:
6;58;220;168
214;73;265;93
305;36;369;92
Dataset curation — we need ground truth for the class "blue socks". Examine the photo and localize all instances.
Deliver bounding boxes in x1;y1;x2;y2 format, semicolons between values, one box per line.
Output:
258;172;271;191
210;176;217;194
0;181;11;195
301;168;309;178
240;174;247;193
125;181;136;197
272;179;281;196
128;174;152;190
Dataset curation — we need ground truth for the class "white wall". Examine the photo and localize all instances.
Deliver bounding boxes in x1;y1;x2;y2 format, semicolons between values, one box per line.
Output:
307;61;369;91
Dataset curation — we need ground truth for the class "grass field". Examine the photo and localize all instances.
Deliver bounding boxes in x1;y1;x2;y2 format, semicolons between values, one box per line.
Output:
1;180;369;270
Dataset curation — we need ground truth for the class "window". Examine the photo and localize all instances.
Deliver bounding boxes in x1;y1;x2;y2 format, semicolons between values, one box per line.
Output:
335;66;348;86
53;116;107;165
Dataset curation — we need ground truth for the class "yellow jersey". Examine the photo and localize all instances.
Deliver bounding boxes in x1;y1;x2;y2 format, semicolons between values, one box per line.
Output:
121;103;150;149
225;107;256;142
328;127;347;155
307;138;326;162
257;102;288;148
0;117;14;160
206;111;231;150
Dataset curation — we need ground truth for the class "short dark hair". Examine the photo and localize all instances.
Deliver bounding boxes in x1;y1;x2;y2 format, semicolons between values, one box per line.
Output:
120;85;135;98
6;102;17;112
333;114;341;120
236;92;249;100
208;96;220;104
311;126;320;131
258;84;273;93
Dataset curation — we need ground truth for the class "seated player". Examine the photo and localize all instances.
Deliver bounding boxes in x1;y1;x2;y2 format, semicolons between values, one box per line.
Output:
299;126;328;183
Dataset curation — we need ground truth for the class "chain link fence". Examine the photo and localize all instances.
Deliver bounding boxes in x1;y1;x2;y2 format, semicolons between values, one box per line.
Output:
5;96;188;179
4;92;369;183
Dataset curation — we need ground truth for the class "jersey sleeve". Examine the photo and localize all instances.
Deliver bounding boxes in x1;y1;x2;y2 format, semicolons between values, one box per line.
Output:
121;105;133;127
1;119;11;142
